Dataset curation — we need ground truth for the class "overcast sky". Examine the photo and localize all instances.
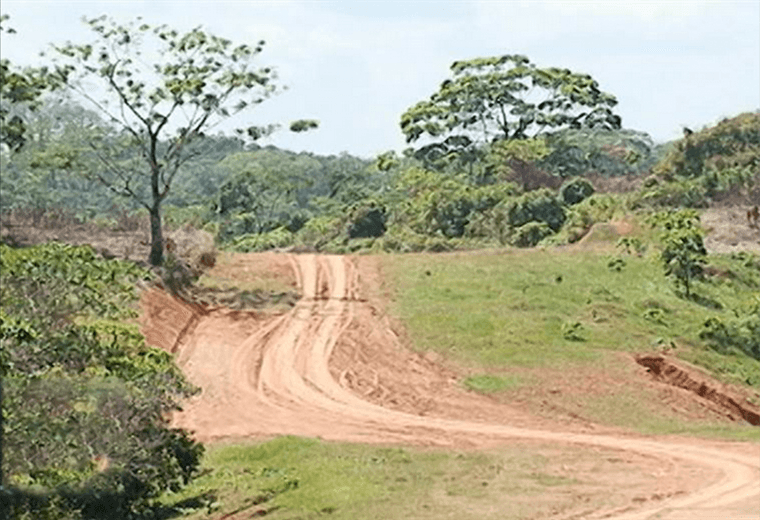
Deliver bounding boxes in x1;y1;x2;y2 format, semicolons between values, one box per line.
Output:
2;0;759;158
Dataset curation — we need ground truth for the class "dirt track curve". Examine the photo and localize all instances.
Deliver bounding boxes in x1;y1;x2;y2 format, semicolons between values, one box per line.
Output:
161;254;759;520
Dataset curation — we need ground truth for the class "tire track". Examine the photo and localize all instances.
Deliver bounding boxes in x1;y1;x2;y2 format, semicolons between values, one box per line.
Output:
171;253;759;519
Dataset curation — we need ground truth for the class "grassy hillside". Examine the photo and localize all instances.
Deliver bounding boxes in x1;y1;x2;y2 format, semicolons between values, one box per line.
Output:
382;243;760;439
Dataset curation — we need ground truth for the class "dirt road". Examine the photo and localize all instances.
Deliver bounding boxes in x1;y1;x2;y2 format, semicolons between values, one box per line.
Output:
161;254;759;519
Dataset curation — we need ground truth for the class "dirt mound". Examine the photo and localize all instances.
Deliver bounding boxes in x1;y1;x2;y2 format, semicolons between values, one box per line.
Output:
636;354;760;426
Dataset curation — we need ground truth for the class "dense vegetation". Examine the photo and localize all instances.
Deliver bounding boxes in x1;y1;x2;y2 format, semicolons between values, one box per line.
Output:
0;243;203;519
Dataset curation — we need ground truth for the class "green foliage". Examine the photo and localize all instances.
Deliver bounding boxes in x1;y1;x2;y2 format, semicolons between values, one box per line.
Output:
559;177;594;206
1;15;65;150
374;225;460;253
227;227;295;252
654;112;760;179
540;128;655;178
482;137;551;186
546;193;627;245
392;167;517;239
215;150;315;239
700;295;760;361
347;202;387;239
638;113;760;209
512;221;553;248
507;188;566;233
561;321;587;341
648;210;707;297
1;242;202;518
400;54;621;169
43;16;316;265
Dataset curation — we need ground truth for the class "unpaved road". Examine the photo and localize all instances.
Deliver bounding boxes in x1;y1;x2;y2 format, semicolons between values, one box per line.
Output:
160;254;759;519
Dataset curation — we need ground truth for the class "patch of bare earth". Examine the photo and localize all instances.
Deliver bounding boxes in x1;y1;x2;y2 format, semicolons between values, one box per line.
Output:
138;252;758;520
636;354;760;426
701;206;760;254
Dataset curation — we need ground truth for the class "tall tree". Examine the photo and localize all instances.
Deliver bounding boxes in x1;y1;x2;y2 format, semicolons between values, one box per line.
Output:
47;15;317;265
400;54;621;169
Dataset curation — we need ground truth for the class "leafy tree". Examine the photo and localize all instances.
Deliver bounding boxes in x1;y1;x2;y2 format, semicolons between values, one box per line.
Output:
641;112;760;208
391;167;516;239
46;16;317;265
649;209;707;298
0;97;122;221
214;149;318;239
400;54;621;169
482;137;553;189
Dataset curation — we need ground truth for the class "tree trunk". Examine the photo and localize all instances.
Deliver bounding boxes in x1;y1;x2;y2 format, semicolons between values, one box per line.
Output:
149;203;164;266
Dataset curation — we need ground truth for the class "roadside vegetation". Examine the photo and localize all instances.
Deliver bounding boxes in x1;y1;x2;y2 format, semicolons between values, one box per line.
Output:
1;10;759;520
0;243;203;519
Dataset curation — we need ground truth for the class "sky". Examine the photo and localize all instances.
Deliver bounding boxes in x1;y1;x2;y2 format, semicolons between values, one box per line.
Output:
1;0;759;158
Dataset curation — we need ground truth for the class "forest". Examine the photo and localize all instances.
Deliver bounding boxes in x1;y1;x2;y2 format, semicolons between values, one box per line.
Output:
1;12;759;520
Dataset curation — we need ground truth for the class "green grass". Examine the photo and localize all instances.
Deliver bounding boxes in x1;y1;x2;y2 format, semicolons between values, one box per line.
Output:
159;436;646;520
380;247;760;437
463;374;528;392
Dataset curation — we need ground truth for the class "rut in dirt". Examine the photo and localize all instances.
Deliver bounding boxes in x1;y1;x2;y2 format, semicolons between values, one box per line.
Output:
141;253;760;520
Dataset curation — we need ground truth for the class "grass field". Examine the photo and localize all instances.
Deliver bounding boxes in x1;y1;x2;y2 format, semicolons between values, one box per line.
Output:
381;246;760;438
160;436;663;519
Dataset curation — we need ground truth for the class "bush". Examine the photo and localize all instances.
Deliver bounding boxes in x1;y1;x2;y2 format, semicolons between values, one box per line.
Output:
700;306;760;361
227;227;294;252
559;177;595;206
348;204;387;239
506;188;566;232
1;243;203;519
292;215;343;251
511;221;553;247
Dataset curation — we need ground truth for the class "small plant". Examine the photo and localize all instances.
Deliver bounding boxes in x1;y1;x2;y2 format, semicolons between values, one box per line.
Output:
607;257;626;272
648;209;707;298
561;321;586;341
616;237;645;256
642;308;668;325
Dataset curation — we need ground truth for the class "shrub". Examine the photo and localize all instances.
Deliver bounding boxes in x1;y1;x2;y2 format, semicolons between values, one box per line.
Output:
227;227;294;252
559;177;595;206
348;203;387;238
506;188;566;232
511;221;553;247
700;306;760;361
648;210;707;297
1;243;202;519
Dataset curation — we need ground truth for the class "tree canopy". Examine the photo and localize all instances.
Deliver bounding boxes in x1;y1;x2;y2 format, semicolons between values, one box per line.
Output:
400;54;622;168
44;15;317;265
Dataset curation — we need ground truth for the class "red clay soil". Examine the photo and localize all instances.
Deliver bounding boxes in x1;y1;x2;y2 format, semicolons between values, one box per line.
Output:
139;253;760;520
636;354;760;426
